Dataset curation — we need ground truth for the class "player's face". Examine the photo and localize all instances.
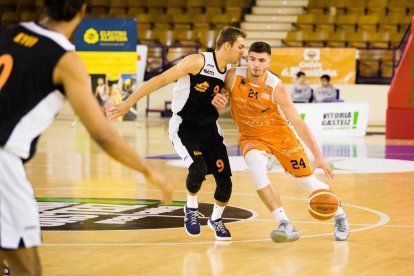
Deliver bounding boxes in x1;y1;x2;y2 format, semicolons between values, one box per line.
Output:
247;52;271;77
228;36;245;64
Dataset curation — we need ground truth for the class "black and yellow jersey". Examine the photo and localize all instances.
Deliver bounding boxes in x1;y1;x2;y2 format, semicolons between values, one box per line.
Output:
171;52;229;126
0;22;74;161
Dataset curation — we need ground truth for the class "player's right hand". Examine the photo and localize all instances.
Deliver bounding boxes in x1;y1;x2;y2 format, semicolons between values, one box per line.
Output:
313;156;335;180
146;169;173;205
106;101;130;120
212;93;228;110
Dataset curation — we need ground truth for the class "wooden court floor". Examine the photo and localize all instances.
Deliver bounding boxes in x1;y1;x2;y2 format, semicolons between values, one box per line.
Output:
25;118;414;276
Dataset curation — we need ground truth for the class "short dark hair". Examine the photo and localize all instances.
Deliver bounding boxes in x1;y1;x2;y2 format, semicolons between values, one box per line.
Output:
44;0;86;21
321;74;331;81
297;71;306;78
248;41;271;55
216;26;246;49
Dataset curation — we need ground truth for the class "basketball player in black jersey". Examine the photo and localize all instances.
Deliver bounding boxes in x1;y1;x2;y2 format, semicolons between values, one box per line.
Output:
0;1;173;274
107;27;246;241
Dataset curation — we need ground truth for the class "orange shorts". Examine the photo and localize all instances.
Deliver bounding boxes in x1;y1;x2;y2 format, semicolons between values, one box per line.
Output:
239;126;313;177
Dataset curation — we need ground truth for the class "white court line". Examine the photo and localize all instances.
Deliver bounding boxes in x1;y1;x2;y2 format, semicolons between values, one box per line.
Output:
40;195;392;246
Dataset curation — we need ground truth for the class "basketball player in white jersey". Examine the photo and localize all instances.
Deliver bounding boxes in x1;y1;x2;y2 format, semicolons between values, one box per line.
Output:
107;27;246;241
212;42;349;243
0;1;172;274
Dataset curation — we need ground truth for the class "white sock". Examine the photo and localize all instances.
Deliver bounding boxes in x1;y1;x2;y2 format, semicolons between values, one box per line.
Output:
186;193;198;209
272;207;290;223
335;205;345;217
211;204;225;221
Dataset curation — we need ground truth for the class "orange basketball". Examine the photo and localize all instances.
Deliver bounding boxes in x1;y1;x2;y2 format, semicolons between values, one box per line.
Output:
307;189;339;220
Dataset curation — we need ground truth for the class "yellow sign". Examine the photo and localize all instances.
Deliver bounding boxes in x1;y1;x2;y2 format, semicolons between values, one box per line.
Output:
270;48;356;84
77;51;137;75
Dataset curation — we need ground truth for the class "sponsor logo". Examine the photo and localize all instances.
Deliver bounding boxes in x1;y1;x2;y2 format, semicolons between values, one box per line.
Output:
261;93;270;100
304;48;320;61
261;107;271;113
193;150;202;156
83;28;99;44
99;30;128;42
321;112;360;130
242;142;257;154
206;63;215;68
241;78;246;85
37;198;253;231
13;32;38;47
194;81;209;92
83;28;128;44
203;69;214;76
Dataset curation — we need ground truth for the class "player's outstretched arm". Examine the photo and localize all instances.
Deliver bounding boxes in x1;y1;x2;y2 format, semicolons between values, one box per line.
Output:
274;83;335;180
106;53;205;119
54;52;173;203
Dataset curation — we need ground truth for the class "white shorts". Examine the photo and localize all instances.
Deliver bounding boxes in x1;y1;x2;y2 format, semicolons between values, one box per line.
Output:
0;148;41;249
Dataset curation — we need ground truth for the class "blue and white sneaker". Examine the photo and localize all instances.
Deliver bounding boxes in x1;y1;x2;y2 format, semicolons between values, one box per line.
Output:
208;217;232;241
270;220;300;243
184;204;201;236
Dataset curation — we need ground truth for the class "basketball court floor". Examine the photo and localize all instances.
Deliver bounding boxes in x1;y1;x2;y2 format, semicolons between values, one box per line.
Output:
26;118;414;275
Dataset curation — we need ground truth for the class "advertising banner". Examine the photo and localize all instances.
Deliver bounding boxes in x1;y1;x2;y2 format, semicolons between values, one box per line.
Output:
295;102;369;137
270;48;356;84
75;18;139;120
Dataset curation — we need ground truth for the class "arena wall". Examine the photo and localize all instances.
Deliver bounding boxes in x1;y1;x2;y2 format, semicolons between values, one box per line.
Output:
57;83;389;127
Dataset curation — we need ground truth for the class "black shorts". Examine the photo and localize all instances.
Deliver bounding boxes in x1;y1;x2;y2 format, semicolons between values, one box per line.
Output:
169;117;232;177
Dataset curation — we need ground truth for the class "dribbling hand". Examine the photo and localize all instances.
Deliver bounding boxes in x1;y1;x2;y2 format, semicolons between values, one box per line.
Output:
313;157;335;180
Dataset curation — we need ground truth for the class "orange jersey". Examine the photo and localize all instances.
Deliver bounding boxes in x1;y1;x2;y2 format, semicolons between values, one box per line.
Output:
230;67;312;177
230;67;287;137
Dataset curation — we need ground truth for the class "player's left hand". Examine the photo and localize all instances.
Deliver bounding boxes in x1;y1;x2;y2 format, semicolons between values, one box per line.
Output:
313;157;335;180
106;101;130;120
212;93;228;109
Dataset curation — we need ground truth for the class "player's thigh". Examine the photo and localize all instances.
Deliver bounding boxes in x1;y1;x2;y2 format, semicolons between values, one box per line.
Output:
203;143;231;176
272;143;313;177
170;125;204;168
239;138;271;157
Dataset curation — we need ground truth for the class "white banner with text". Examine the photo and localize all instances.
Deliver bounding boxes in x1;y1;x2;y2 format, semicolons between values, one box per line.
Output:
295;103;370;137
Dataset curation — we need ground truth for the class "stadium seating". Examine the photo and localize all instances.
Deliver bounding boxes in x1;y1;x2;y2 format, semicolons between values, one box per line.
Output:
1;0;409;84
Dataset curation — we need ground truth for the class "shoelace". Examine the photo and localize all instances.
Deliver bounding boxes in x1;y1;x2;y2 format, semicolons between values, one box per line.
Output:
186;210;203;225
213;220;228;234
278;222;289;232
336;218;347;232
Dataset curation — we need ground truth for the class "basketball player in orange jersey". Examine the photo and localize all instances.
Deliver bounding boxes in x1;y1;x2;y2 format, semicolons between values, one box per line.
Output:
0;0;172;274
212;42;349;243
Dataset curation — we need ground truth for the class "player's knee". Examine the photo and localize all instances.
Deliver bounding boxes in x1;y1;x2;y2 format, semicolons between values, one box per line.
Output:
214;175;232;202
245;149;271;190
296;175;329;193
186;161;207;193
